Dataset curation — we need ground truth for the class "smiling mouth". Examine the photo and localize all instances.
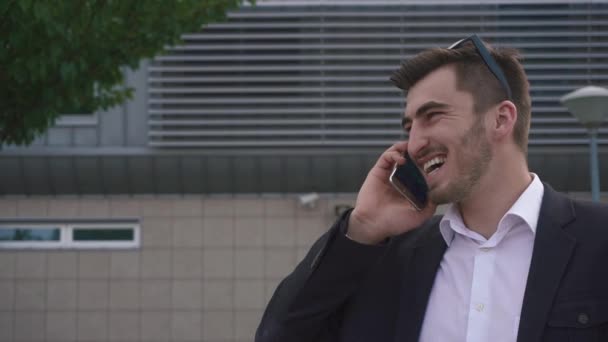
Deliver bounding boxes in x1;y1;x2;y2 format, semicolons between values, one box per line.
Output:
423;156;446;175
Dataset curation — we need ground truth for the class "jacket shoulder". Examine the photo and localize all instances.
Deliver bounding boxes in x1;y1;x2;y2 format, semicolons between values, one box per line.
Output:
569;198;608;236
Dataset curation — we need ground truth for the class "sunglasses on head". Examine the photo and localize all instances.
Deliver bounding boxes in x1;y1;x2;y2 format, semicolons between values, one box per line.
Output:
448;34;512;100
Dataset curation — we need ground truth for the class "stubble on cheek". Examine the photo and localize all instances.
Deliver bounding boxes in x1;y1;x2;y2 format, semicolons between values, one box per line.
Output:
428;118;492;205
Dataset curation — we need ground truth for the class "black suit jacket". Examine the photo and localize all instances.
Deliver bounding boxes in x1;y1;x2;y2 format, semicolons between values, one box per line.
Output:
256;185;608;342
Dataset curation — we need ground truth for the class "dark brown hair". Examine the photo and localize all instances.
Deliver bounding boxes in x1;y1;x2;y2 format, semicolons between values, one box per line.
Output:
390;41;531;154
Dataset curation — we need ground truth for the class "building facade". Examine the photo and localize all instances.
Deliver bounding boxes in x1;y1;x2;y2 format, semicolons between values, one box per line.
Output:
1;1;607;341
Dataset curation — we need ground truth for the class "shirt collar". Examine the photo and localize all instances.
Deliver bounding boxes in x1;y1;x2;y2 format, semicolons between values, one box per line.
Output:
439;173;544;246
503;172;544;234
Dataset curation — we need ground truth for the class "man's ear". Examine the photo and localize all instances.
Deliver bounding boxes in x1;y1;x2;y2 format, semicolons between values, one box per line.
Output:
491;100;517;140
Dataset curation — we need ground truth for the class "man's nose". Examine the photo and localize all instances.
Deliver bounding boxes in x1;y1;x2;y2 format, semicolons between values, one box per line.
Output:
406;125;429;159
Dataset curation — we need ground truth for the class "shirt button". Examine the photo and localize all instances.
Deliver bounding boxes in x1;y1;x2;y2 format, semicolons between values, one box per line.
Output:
479;247;491;252
578;313;589;325
475;303;485;312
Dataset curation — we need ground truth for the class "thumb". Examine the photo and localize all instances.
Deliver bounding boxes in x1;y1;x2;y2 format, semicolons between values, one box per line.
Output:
421;201;438;216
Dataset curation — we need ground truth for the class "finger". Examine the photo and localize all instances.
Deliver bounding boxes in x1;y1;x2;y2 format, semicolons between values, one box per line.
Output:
388;151;407;165
386;140;408;154
421;201;438;215
375;150;406;170
403;200;436;213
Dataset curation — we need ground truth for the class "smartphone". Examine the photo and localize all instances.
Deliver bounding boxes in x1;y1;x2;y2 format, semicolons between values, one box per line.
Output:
388;153;429;211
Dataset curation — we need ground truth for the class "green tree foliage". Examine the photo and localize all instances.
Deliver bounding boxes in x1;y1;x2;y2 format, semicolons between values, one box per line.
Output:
0;0;253;146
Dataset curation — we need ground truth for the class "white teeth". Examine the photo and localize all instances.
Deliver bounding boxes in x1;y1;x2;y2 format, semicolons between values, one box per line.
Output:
423;156;447;174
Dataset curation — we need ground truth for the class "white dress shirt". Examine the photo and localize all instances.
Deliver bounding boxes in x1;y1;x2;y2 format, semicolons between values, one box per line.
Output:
419;174;544;342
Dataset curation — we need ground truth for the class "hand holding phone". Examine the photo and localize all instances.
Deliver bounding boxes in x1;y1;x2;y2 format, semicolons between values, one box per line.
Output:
347;142;436;245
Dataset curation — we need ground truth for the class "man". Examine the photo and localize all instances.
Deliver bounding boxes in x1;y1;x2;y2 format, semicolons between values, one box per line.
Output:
255;35;608;342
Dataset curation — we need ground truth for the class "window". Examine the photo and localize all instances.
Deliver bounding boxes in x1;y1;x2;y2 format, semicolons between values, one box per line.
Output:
0;220;140;249
69;224;139;249
0;225;62;248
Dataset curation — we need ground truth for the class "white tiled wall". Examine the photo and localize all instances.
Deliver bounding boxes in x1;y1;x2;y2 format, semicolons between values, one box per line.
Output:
5;192;597;342
0;194;355;342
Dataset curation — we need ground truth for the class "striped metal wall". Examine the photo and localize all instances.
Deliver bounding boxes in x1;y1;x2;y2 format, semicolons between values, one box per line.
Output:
149;1;608;149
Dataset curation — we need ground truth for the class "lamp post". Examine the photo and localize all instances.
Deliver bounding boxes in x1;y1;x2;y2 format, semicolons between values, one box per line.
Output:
560;86;608;202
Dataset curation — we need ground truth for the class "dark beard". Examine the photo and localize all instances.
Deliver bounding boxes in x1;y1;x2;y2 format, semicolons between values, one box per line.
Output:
429;116;492;204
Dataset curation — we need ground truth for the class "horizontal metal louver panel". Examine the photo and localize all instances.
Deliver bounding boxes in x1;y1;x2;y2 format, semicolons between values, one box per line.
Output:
148;2;608;149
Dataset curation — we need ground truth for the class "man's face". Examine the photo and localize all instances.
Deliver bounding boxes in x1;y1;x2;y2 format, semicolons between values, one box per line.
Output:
402;65;493;204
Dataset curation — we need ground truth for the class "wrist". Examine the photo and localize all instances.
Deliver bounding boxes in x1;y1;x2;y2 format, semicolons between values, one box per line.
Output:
346;210;386;245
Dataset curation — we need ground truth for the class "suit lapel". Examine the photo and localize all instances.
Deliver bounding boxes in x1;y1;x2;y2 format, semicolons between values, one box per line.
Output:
394;219;447;342
517;184;576;342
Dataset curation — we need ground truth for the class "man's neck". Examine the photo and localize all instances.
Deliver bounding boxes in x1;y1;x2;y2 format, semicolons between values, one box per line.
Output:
457;158;533;239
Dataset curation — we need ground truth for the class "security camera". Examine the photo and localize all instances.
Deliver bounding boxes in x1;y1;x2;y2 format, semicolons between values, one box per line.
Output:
298;192;320;209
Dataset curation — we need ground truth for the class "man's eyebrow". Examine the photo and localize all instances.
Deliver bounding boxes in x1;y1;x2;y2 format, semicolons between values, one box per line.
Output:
401;101;449;128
